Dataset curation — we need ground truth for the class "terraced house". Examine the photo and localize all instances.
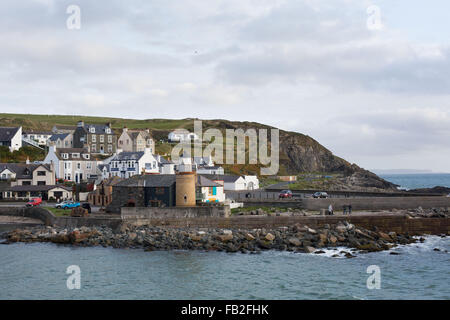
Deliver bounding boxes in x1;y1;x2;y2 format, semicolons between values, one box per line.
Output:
73;121;117;154
44;146;98;183
118;127;155;153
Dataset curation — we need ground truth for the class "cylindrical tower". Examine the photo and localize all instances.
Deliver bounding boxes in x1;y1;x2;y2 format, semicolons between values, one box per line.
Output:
176;172;196;207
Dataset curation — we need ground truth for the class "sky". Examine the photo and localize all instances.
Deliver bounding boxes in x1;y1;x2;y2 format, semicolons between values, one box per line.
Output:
0;0;449;172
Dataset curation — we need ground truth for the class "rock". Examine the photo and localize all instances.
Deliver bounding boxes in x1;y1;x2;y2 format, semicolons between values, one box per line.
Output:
331;254;340;258
329;235;337;244
265;233;275;241
245;233;255;241
344;252;356;258
222;229;233;235
335;224;347;234
288;237;302;247
129;232;137;241
307;228;317;234
389;252;400;255
218;234;233;242
314;250;326;254
190;234;202;242
433;248;441;252
378;232;392;242
304;246;316;253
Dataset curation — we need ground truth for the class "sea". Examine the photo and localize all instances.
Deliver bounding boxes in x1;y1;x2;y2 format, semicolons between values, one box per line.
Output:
379;173;450;190
0;174;449;300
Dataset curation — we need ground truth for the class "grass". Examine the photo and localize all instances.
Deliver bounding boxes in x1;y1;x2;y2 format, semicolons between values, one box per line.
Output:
44;206;71;217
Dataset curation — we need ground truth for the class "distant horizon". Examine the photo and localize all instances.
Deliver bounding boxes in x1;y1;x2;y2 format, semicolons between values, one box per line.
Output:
372;169;450;175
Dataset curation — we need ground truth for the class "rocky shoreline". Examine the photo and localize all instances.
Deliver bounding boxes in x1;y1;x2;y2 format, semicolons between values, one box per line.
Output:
2;220;445;258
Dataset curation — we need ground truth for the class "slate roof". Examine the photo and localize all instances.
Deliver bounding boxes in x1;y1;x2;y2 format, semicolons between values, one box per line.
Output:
200;174;242;183
196;175;221;187
0;127;20;142
83;124;115;134
55;148;91;161
115;174;177;187
111;152;144;161
0;163;52;179
8;184;72;192
49;133;69;142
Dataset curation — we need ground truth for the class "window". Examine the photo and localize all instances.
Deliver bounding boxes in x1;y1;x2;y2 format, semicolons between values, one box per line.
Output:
92;135;96;142
90;127;95;133
37;181;46;186
108;144;112;153
87;162;92;169
62;153;69;159
108;135;112;143
155;187;165;195
77;163;81;169
91;144;96;152
100;135;104;143
106;128;111;134
22;181;31;186
72;153;79;158
37;171;46;176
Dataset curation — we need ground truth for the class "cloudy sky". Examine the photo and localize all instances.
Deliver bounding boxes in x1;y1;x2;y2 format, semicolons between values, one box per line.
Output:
1;0;449;172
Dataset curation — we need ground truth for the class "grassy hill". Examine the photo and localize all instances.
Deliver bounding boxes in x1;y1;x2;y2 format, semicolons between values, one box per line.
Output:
0;113;397;190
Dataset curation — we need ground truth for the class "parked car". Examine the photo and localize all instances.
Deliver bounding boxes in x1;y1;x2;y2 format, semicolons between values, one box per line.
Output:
279;190;293;198
60;201;81;210
81;203;91;213
26;198;42;207
55;201;71;209
313;192;329;198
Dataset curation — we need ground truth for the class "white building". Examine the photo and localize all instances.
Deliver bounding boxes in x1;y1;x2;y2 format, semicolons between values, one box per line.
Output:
168;129;199;142
201;174;259;191
0;127;22;152
43;146;98;183
22;131;53;146
196;175;225;203
109;148;159;179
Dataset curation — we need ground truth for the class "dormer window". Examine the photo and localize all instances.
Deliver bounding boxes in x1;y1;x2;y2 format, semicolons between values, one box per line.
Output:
72;153;79;158
90;127;95;133
105;128;111;134
83;154;90;160
62;153;69;159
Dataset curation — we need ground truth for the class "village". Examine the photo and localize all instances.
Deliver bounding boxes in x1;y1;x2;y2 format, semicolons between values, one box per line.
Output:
0;121;260;212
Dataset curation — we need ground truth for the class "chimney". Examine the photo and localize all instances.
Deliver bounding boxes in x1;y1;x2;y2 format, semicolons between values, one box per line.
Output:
77;120;84;128
145;128;150;133
123;126;128;132
106;122;112;128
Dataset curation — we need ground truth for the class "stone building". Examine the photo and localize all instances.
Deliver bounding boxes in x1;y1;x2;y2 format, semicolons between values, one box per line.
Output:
73;121;117;154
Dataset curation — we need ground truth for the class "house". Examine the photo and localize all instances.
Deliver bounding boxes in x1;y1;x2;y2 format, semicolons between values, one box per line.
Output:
88;176;123;207
108;174;177;210
168;129;199;142
22;131;53;147
200;174;259;191
73;121;117;154
155;155;175;174
196;166;224;175
43;146;98;183
48;133;73;148
196;175;225;203
98;163;110;180
52;125;77;134
109;148;159;179
3;185;73;201
118;127;155;153
0;127;22;151
0;162;55;186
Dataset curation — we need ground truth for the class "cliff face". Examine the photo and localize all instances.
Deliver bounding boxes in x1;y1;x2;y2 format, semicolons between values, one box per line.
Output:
277;131;398;191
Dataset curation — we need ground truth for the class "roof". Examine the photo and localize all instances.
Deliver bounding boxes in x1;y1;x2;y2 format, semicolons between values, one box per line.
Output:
200;174;242;183
115;174;177;187
111;151;144;161
55;148;92;161
197;175;221;187
197;166;223;170
100;176;123;186
49;133;69;141
8;185;72;192
0;127;20;142
0;163;52;179
81;124;115;134
158;156;172;164
98;164;110;171
23;131;53;135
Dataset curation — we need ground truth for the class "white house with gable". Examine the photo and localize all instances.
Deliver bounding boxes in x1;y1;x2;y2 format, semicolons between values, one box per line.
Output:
109;148;159;178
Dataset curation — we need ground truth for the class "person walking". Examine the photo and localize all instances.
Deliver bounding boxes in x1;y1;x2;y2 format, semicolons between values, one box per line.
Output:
348;204;352;215
343;205;347;215
328;204;334;215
